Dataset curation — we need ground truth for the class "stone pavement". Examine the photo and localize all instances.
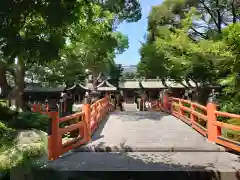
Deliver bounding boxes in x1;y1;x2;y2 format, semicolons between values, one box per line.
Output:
43;109;240;172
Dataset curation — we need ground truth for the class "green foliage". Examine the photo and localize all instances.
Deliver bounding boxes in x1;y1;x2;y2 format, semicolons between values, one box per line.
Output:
137;0;240;129
0;107;47;174
108;62;123;87
0;104;17;122
220;118;240;142
0;104;49;132
11;112;49;132
138;0;240;113
122;72;136;79
217;23;240;114
0;122;16;148
0;1;141;174
26;3;132;87
223;23;240;53
0;133;46;172
138;41;169;79
0;0;141;109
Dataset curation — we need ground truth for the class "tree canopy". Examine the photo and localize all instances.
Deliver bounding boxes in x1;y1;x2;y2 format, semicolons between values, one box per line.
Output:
137;0;240;112
0;0;141;108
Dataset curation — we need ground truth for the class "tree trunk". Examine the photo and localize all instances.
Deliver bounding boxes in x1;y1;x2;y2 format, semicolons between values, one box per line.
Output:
92;73;98;91
232;0;237;23
0;63;11;98
15;56;25;111
161;79;168;88
216;0;222;33
92;70;101;91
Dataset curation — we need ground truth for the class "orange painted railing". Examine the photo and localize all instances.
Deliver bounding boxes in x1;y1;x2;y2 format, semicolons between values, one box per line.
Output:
47;96;112;160
31;96;112;160
32;103;49;113
156;97;240;153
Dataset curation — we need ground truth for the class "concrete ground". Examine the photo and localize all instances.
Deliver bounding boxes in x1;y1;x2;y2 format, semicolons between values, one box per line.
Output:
42;107;240;173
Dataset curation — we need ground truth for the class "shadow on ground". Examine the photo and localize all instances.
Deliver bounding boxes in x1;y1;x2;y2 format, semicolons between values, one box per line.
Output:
90;113;110;141
110;111;170;121
85;111;173;145
86;111;171;142
20;149;240;180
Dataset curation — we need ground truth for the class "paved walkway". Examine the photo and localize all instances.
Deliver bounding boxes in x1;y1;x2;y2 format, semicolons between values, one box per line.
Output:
43;107;240;172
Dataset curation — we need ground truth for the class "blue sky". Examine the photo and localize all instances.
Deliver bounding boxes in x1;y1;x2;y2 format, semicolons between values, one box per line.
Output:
115;0;163;66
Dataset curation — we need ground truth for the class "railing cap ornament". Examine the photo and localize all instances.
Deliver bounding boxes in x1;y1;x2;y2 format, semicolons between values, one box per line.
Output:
208;90;217;103
84;95;91;104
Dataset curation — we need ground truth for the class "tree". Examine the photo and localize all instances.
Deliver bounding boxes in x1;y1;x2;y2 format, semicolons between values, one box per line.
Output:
138;1;237;104
0;0;141;109
137;42;168;80
0;0;84;108
108;63;123;88
65;4;131;90
218;23;240;113
122;72;136;79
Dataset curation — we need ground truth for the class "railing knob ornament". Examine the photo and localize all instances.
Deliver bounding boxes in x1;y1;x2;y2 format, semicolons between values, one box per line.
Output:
208;89;217;104
84;95;91;104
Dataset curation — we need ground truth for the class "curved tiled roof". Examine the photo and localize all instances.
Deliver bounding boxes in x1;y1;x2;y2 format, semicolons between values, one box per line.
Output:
97;80;117;91
119;79;197;89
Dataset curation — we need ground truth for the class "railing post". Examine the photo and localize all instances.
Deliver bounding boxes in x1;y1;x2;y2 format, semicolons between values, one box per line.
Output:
190;103;195;124
142;98;145;111
36;104;41;113
106;96;109;112
178;100;183;116
32;104;37;112
104;95;109;110
83;97;91;142
48;111;60;160
104;95;109;113
163;92;169;112
206;97;219;142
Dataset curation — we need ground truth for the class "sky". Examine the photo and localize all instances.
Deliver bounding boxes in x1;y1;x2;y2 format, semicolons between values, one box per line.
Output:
115;0;163;66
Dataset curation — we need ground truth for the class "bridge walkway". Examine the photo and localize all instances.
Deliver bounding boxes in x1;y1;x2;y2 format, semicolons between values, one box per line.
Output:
44;104;240;171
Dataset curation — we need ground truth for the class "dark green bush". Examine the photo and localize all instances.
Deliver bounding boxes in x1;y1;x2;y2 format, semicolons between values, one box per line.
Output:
8;112;50;132
0;103;50;132
222;118;240;142
0;121;16;147
0;104;17;122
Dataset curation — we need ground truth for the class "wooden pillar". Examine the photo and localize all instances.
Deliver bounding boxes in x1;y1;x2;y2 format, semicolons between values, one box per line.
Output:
83;98;91;141
207;101;220;142
163;91;169;112
48;111;60;160
32;104;37;112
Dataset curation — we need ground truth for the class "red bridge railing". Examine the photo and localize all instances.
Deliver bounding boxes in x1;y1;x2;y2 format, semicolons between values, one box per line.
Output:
154;96;240;153
32;103;49;113
31;96;112;160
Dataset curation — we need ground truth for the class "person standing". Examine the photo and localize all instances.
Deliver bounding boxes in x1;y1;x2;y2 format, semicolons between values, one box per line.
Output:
115;92;124;111
119;92;124;111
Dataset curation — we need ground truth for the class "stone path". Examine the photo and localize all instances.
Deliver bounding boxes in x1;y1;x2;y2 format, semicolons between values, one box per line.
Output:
43;110;240;172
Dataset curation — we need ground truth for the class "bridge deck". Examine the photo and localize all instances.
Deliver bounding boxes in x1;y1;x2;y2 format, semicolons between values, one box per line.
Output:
44;104;240;171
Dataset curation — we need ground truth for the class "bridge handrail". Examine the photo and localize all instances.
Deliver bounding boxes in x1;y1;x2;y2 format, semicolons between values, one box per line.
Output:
154;96;240;153
32;103;49;113
137;97;240;152
32;96;112;160
215;110;240;119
